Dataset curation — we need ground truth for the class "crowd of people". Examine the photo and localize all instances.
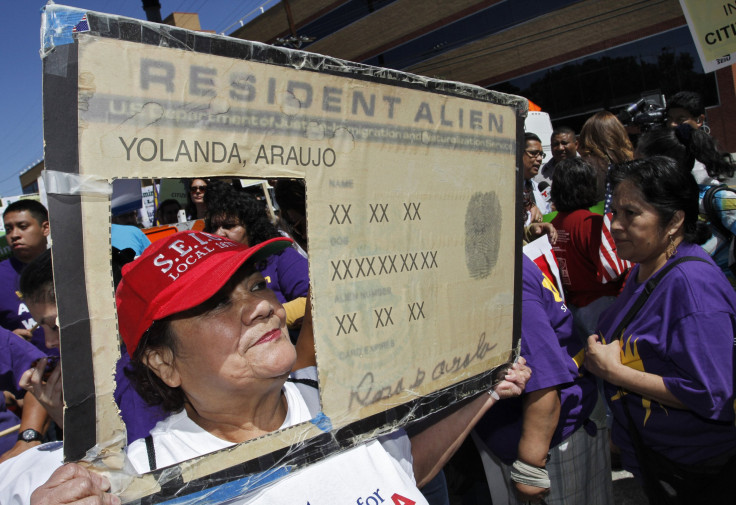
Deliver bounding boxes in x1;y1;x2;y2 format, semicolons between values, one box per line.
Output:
0;90;734;505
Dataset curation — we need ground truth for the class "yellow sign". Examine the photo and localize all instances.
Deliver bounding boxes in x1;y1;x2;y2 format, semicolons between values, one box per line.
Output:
680;0;736;71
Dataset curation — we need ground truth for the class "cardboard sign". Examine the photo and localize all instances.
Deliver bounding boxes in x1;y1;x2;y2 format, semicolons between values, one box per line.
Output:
680;0;736;72
41;5;526;503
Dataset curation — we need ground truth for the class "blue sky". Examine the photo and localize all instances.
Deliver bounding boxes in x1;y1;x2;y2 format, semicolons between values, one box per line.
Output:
0;0;272;198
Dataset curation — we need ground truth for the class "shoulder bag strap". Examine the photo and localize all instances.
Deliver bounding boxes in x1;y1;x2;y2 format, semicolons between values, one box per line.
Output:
608;256;709;342
145;434;157;472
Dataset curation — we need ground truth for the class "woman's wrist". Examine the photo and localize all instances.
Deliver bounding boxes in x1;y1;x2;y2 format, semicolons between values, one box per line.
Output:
510;459;550;488
604;360;634;387
516;451;550;469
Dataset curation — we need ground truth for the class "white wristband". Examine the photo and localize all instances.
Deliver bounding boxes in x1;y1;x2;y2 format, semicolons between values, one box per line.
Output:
510;459;550;489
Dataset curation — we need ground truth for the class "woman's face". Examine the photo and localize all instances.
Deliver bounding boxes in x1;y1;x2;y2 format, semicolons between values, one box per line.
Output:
190;179;207;205
210;216;248;245
165;269;294;402
610;179;670;268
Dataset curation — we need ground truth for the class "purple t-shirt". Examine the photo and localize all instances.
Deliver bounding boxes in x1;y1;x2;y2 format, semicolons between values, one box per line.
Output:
0;326;45;453
475;256;598;464
597;242;736;471
114;353;166;443
0;257;57;355
260;247;309;304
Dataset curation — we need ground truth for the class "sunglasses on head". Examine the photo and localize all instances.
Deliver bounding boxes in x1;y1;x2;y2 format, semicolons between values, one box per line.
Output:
190;185;207;193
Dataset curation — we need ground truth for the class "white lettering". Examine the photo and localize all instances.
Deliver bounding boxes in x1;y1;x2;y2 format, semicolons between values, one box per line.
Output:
22;318;38;330
153;253;174;273
168;240;192;256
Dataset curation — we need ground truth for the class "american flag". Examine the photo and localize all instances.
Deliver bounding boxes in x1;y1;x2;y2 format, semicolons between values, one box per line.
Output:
72;15;89;33
598;180;631;283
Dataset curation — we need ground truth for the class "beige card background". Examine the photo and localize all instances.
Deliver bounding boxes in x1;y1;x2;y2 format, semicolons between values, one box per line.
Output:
72;35;518;495
306;100;517;423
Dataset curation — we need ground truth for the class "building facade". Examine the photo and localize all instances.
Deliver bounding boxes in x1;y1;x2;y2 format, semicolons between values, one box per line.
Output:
230;0;735;149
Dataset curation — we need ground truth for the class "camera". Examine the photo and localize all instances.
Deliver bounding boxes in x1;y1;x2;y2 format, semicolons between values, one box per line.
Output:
616;92;667;131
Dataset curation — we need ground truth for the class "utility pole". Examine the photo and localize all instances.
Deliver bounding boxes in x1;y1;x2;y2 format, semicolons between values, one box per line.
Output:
141;0;162;23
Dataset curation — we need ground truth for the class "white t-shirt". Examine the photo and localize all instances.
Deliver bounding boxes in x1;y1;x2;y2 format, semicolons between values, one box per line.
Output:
0;368;425;505
126;367;423;504
126;378;313;472
0;441;64;505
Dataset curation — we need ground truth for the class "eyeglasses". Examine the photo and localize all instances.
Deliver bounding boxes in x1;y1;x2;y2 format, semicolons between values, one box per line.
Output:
524;150;546;159
190;185;207;193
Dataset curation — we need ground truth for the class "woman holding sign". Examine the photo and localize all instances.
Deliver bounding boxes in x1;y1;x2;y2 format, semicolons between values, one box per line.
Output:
1;231;529;505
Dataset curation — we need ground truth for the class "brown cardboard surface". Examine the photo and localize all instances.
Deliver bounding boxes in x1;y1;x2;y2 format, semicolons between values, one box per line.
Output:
41;6;524;502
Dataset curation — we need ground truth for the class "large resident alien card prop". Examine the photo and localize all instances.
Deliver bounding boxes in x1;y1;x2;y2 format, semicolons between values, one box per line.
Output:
41;5;525;503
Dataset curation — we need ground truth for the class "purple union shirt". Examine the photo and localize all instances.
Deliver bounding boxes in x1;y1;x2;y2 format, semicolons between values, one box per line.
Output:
597;241;736;472
475;255;598;463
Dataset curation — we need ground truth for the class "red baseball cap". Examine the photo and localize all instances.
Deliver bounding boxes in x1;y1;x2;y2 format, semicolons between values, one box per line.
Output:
116;231;292;357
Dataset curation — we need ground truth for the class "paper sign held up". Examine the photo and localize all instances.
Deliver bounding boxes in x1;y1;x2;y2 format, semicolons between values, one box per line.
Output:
41;5;526;502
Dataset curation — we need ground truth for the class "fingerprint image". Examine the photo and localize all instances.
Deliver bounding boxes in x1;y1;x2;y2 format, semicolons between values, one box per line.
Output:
465;192;501;279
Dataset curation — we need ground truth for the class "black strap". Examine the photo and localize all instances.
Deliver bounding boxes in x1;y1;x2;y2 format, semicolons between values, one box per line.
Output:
703;184;731;238
286;377;318;389
145;434;157;472
609;256;709;342
287;376;321;418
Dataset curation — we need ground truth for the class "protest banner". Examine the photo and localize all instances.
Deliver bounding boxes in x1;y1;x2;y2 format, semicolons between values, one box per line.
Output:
41;5;527;502
680;0;736;72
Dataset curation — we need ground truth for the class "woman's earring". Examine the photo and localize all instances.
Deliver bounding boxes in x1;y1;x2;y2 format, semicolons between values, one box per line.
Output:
666;235;678;260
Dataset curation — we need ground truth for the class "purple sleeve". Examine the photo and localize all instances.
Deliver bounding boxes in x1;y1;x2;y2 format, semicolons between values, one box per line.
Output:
0;326;46;394
521;297;577;393
521;259;577;393
663;311;736;421
275;248;310;301
114;354;167;443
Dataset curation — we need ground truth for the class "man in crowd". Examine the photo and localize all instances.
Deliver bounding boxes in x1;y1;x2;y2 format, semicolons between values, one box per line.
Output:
522;132;551;225
16;249;165;443
1;200;52;353
156;199;182;225
535;126;578;188
0;200;54;461
666;91;706;130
